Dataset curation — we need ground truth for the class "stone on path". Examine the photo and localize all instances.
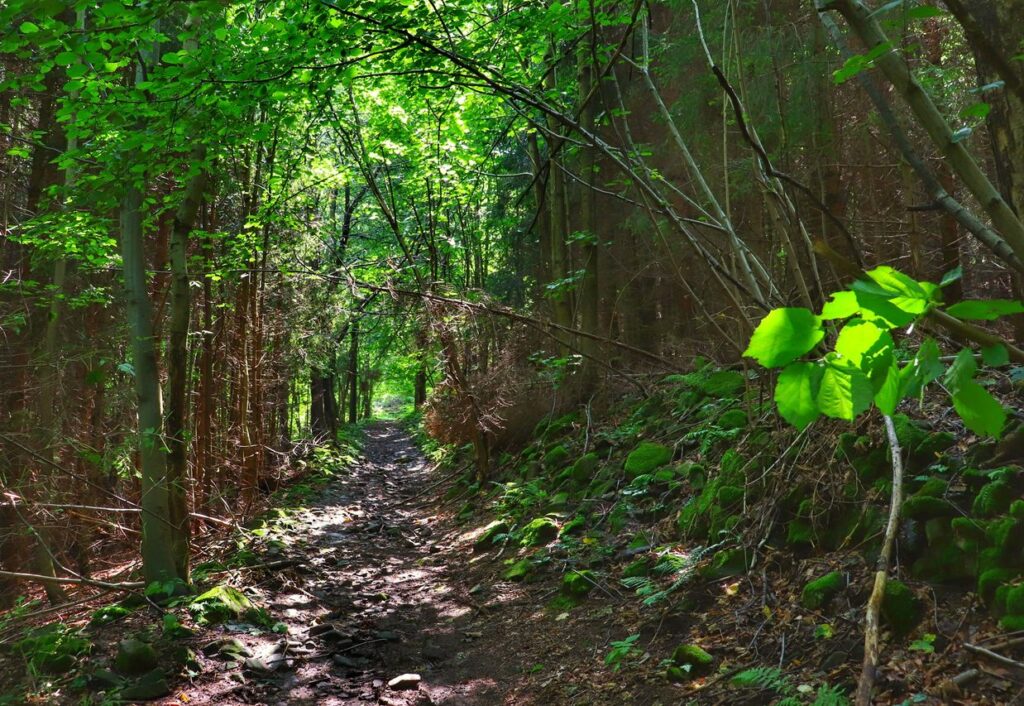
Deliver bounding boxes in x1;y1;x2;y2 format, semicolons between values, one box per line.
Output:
388;673;422;690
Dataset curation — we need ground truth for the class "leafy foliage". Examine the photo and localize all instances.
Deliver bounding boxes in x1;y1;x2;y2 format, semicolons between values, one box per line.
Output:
747;266;1014;436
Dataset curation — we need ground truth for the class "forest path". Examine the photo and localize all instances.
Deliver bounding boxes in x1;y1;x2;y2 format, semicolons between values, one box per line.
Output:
186;422;518;705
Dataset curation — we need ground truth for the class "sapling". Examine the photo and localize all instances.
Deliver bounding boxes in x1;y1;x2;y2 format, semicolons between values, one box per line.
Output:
744;265;1020;705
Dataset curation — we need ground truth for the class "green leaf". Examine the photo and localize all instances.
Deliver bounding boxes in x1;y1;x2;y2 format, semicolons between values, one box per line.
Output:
820;291;858;320
943;348;977;395
743;308;824;368
982;344;1010;367
865;266;926;299
853;291;916;328
952;380;1006;437
914;338;944;385
816;362;873;421
19;22;40;34
908;5;944;18
940;266;962;287
873;362;902;415
835;319;893;370
774;362;822;430
961;102;991;120
945;299;1024;320
863;266;935;314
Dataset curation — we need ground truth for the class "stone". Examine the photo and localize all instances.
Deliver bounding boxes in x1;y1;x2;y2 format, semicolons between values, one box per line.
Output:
570;453;599;482
801;571;844;611
624;442;673;478
561;570;595;597
520;517;558;546
973;480;1014;518
902;496;956;521
671;644;713;676
978;568;1017;607
543;445;570;470
308;622;337;637
118;668;169;701
473;520;509;550
503;559;533;581
716;408;748;430
87;668;123;689
388;673;421;690
881;580;922;636
190;585;256;625
115;639;158;676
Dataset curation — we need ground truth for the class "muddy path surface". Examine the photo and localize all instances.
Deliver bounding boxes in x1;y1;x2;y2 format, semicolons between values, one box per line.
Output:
186;423;520;706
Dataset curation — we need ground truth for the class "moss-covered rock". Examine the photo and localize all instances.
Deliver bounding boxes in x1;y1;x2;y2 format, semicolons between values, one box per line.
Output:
543;444;571;470
570;453;599;482
118;669;169;701
560;515;587;536
700;370;745;397
1005;585;1024;616
623;557;653;578
973;480;1014;518
995;584;1013;616
700;547;750;580
717;485;744;507
671;644;714;676
716;408;748;430
520;517;559;546
786;518;814;546
978;569;1017;606
189;586;256;625
987;517;1024;555
720;449;746;477
473;520;509;550
587;478;615;499
114;639;158;676
503;559;533;581
535;413;576;442
911;542;976;583
801;571;844;610
881;581;922;636
562;570;596;597
914;477;949;498
893;415;956;470
678;461;706;488
999;614;1024;631
547;491;569;510
902;496;956;521
1012;500;1024;519
952;517;988;545
624;442;672;478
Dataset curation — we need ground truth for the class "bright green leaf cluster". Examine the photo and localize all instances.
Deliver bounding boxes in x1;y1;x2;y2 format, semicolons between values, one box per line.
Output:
744;266;1012;437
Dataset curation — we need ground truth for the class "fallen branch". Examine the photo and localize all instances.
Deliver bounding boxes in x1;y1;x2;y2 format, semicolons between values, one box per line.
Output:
856;414;904;706
0;569;144;591
964;642;1024;672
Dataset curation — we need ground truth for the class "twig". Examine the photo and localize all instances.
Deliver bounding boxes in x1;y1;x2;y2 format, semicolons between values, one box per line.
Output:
964;642;1024;672
0;569;144;591
856;415;904;706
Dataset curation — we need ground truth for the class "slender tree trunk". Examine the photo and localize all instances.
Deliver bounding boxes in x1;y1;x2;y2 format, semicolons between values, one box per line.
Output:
120;186;182;586
166;152;206;580
348;322;359;424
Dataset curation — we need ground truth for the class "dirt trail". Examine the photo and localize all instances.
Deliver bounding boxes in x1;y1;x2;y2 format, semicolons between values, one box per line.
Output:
187;423;520;705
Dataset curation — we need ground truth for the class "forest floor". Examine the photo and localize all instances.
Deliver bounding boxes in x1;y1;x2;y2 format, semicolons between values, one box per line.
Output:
6;420;1024;705
161;421;680;705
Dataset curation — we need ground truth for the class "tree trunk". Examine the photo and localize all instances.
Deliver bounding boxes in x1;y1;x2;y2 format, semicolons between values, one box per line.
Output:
120;185;183;586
